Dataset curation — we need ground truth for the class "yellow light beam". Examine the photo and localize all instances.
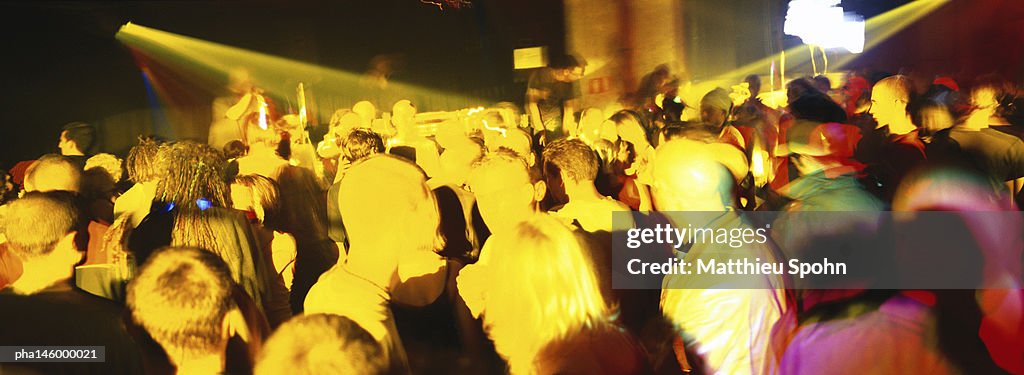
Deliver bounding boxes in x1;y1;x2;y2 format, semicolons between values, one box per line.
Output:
709;0;949;84
116;23;485;116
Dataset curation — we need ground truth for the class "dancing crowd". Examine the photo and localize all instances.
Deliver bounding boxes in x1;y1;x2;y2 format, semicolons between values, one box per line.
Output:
2;56;1024;374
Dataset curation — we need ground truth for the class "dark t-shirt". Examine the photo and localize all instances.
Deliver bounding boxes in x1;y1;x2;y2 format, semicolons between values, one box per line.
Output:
947;127;1024;182
527;68;579;129
0;281;143;374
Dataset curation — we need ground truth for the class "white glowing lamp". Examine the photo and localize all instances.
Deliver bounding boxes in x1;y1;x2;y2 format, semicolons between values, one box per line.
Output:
785;0;864;54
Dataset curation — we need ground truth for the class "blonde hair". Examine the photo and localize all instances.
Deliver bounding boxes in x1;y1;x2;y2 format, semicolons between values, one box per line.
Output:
469;214;609;372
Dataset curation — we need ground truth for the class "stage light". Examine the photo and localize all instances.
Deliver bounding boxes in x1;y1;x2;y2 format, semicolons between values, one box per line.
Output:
115;22;484;131
785;0;865;54
682;0;948;104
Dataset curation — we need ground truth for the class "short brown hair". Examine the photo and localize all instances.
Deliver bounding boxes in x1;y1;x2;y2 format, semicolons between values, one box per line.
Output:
2;191;79;259
127;247;236;359
255;314;388;375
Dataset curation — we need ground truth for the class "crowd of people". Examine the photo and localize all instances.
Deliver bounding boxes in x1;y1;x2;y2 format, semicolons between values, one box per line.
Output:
1;54;1024;374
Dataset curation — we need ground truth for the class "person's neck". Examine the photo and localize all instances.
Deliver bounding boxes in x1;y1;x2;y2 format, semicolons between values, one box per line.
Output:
887;116;917;135
11;262;71;295
63;149;84;157
343;248;397;292
247;144;279;157
171;352;224;375
565;181;603;203
961;110;994;130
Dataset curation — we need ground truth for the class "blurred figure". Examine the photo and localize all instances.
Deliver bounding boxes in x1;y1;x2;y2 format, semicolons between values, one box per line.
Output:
652;140;788;375
458;215;650;374
209;68;255;149
128;247;259;375
527;54;586;141
770;122;883;310
930;83;1024;197
231;175;297;291
388;99;441;177
237;121;289;179
575;107;605;143
115;137;164;228
58;122;96;169
255;313;390;375
812;75;832;94
275;114;318;172
274;165;337;314
353;100;378;129
0;191;143;374
700;87;747;151
778;167;1018;374
608;110;653;209
542;139;630;232
304;155;447;373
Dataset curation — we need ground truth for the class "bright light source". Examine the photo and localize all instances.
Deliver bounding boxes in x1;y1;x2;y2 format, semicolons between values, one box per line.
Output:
785;0;865;53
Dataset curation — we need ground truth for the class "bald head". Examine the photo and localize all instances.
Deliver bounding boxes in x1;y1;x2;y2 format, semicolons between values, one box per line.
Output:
24;154;82;193
650;140;734;211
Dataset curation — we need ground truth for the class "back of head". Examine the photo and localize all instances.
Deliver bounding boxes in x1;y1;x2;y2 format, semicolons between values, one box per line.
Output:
127;137;164;184
339;155;437;250
24;154;82;193
550;53;585;70
62;122;96;154
155;141;229;208
275;166;328;239
127;247;236;360
744;74;762;96
2;191;79;260
85;153;124;184
650;140;734;211
342;129;384;164
222;140;248;160
255;314;389;375
812;75;832;93
352;101;377;127
543;138;598;184
461;214;606;370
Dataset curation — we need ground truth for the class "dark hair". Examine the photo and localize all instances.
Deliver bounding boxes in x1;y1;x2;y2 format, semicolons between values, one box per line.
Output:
550;54;585;70
542;138;598;183
2;191;80;259
276;166;329;240
744;74;762;95
127;137;164;184
222;140;248;160
62;122;96;153
342;129;384;163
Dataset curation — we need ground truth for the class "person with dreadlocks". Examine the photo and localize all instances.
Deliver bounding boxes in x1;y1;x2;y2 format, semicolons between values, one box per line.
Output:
127;141;292;327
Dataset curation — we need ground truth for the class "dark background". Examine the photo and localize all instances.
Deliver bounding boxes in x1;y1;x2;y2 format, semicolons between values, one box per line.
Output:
1;0;1022;169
